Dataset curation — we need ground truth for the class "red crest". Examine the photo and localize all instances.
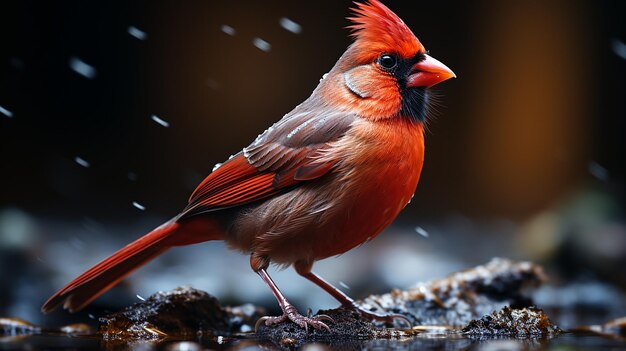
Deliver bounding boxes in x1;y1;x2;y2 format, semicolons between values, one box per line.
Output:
348;0;425;60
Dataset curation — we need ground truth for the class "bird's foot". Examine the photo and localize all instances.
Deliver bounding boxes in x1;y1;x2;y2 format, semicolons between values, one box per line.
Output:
344;302;412;328
255;304;333;332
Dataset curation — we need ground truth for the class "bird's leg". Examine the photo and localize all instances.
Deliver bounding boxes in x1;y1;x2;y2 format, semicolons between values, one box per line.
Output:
251;255;332;332
294;261;412;328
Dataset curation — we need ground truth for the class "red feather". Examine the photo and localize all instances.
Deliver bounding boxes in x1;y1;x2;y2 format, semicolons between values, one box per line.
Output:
348;0;425;61
182;108;356;218
42;222;179;312
41;217;222;313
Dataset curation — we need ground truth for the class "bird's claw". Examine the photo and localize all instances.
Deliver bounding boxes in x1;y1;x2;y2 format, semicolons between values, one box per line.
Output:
314;314;335;324
306;308;335;324
383;313;412;329
255;305;333;332
346;303;412;328
254;316;274;333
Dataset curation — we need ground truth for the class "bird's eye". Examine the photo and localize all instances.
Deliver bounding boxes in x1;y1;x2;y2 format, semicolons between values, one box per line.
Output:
378;54;397;70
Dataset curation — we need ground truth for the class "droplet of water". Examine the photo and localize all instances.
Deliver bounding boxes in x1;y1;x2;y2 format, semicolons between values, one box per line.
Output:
588;161;609;182
279;17;302;34
221;25;236;36
74;156;90;168
132;201;146;211
253;37;271;52
611;38;626;60
127;26;147;40
69;57;97;79
414;226;429;238
136;294;146;301
151;115;170;127
287;118;314;138
0;105;13;118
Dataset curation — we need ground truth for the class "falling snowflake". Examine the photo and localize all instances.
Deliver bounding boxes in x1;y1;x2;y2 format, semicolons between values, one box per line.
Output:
69;57;97;79
128;26;148;40
253;38;271;52
279;17;302;34
221;25;236;36
0;105;13;118
414;226;429;238
74;156;90;168
151;115;170;127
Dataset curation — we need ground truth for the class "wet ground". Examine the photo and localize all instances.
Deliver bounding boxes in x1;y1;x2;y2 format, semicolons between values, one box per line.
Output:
2;259;625;350
2;329;625;351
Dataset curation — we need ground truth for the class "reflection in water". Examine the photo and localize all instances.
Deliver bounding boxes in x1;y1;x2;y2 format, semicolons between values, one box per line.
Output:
1;332;623;351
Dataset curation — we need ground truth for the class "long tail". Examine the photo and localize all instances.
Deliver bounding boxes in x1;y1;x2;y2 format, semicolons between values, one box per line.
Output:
42;217;220;313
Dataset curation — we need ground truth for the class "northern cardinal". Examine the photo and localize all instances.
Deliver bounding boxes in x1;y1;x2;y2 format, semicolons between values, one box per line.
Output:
42;0;455;330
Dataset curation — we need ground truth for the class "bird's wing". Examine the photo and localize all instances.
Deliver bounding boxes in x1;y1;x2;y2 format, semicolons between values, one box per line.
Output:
180;109;356;218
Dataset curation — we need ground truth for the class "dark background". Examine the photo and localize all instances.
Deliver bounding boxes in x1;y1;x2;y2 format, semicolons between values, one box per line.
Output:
0;0;624;327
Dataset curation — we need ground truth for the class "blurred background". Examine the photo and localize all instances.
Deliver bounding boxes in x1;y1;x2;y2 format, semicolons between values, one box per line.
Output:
0;0;624;329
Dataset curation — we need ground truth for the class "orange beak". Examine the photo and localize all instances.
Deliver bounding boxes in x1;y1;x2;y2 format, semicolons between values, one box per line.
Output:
406;54;456;88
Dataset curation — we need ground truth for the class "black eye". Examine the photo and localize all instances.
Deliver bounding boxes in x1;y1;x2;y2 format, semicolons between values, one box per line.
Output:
378;54;397;70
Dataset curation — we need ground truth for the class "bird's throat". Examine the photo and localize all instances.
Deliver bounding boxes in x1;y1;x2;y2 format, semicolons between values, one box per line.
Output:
400;87;429;122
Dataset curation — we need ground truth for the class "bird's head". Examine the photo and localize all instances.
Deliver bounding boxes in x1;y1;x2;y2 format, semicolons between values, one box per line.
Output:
318;0;455;122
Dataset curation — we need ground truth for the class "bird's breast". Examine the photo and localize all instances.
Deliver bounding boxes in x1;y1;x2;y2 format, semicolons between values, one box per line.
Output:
224;118;425;265
310;118;425;258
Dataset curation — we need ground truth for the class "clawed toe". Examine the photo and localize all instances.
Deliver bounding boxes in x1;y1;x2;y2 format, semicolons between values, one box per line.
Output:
314;314;335;324
255;307;333;332
300;317;331;332
347;304;412;328
384;313;412;328
254;315;286;332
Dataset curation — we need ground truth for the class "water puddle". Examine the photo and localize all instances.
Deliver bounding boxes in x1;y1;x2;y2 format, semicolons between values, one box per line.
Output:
1;329;624;351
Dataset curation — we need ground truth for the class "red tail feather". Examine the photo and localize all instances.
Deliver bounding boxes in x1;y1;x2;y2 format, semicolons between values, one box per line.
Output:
42;218;220;313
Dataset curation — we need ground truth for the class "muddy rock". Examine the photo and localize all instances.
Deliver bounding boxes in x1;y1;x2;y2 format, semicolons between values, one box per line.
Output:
257;258;549;346
462;306;561;337
96;259;550;345
256;309;371;346
360;258;545;327
256;308;421;349
98;287;262;341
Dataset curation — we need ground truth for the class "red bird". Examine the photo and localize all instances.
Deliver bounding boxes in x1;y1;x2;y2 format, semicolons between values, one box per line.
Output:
42;0;455;330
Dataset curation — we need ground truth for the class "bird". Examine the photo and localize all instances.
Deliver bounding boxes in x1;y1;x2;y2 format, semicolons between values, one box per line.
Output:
42;0;455;331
